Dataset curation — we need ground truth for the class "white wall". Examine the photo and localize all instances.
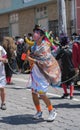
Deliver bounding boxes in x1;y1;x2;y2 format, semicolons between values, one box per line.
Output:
0;0;11;9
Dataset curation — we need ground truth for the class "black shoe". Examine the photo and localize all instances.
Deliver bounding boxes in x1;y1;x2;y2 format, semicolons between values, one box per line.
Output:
70;96;73;99
61;93;69;99
1;103;6;110
7;82;15;85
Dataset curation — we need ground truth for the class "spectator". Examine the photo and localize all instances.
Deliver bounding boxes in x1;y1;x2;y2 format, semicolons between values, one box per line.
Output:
24;33;34;47
0;45;8;110
16;38;25;73
2;37;17;84
72;36;80;85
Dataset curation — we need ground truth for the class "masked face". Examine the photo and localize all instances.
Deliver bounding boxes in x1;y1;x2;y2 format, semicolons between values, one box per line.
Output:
29;36;32;41
33;31;41;41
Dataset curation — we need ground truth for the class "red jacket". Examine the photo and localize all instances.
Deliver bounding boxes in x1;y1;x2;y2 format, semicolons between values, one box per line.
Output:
72;42;80;68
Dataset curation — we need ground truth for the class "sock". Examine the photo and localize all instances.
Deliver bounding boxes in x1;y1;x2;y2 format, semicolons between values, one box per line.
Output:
62;84;68;94
70;85;74;97
6;77;9;83
35;105;41;112
48;105;53;111
8;77;11;83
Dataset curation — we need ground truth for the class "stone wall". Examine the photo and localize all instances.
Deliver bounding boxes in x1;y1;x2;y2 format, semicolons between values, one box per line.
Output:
19;8;35;37
0;14;9;28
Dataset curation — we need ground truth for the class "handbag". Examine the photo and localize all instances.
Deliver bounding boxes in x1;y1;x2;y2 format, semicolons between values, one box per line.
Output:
21;53;27;60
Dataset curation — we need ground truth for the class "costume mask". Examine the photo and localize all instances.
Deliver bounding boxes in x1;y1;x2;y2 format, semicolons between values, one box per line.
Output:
33;31;40;41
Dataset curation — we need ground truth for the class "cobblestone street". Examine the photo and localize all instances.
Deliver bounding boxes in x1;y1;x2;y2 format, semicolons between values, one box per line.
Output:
0;74;80;130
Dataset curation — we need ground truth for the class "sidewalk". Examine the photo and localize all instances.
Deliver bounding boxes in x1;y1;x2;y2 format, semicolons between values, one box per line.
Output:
0;74;80;130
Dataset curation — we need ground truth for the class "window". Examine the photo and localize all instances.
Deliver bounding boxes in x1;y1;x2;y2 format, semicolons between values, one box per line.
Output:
48;20;58;36
10;13;19;24
36;6;47;19
0;27;9;42
37;8;39;12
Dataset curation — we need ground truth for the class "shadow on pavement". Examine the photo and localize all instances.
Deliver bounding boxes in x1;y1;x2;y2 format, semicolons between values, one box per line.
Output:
74;92;80;96
0;114;45;125
53;103;80;109
49;97;61;100
74;85;80;90
6;86;28;90
6;84;32;90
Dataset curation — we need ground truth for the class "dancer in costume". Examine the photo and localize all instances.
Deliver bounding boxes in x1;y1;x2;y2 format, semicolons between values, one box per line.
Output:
56;35;75;99
27;27;61;122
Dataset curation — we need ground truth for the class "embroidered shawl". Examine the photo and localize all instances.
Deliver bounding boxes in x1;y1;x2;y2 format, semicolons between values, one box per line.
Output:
31;40;61;86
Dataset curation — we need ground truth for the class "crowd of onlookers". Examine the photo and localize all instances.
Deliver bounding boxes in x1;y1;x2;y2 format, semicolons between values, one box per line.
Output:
1;28;80;85
5;30;80;85
0;24;80;111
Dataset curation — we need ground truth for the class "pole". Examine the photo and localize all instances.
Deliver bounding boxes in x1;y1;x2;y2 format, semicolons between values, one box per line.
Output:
71;0;76;33
57;0;67;36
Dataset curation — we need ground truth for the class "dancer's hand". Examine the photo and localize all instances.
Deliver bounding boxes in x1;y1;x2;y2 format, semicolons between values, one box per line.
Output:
75;68;79;75
27;56;34;62
0;57;8;63
27;56;35;69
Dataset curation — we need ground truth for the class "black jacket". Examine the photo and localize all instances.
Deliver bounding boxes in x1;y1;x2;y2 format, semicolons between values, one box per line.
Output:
56;46;75;82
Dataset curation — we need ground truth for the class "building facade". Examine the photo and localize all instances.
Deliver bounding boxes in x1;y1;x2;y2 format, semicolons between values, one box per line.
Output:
76;0;80;34
0;0;78;39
